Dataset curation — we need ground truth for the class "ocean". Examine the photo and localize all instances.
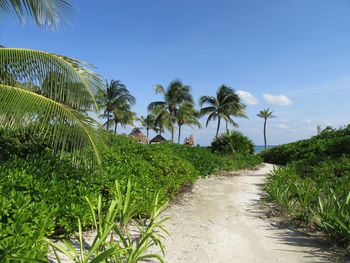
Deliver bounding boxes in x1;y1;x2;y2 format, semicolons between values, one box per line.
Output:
254;145;275;154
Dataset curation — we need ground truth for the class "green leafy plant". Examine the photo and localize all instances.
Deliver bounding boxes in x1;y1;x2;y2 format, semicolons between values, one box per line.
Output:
211;130;254;155
49;180;168;262
264;157;350;252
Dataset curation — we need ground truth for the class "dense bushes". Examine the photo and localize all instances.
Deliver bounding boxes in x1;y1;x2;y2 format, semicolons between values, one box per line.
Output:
259;125;350;165
211;130;254;155
0;130;261;260
262;126;350;252
156;142;261;175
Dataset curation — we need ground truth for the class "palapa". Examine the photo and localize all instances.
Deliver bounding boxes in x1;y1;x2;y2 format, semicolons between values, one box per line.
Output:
149;134;167;144
129;128;149;144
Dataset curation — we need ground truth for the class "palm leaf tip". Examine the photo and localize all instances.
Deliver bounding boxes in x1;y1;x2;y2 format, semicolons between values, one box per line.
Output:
0;0;74;30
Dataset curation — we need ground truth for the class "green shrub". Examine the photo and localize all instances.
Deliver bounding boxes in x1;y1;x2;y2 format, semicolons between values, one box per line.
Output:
259;125;350;165
0;190;55;260
0;130;262;259
211;130;254;155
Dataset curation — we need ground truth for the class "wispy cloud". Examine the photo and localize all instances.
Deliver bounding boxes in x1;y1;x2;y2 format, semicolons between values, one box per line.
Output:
276;123;289;129
237;90;258;105
286;77;350;96
263;94;292;106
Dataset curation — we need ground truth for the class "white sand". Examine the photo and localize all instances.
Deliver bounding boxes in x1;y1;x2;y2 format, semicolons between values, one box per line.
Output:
155;163;334;263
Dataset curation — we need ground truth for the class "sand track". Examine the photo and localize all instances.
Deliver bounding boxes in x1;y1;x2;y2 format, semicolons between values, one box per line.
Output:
157;163;335;263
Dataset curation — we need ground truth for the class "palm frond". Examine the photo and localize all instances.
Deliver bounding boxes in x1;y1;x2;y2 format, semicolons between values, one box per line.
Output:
154;85;165;94
257;108;276;119
0;84;106;166
0;48;106;167
148;101;166;112
1;48;102;109
206;112;217;127
199;96;217;107
199;106;216;117
0;0;73;29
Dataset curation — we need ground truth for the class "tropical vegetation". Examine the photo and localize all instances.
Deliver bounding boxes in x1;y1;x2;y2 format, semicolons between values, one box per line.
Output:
140;114;157;137
0;0;294;261
148;80;195;141
0;129;262;260
199;85;246;137
211;130;255;155
257;108;275;150
97;79;136;133
261;126;350;252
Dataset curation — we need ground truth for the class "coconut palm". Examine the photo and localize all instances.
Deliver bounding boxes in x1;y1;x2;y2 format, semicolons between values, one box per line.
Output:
199;85;246;137
176;102;200;144
97;80;135;131
108;103;136;134
257;108;276;150
149;105;170;136
140;114;157;138
1;0;73;30
148;80;193;141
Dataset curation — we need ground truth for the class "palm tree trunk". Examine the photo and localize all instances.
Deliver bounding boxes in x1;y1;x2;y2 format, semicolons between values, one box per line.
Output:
114;122;118;134
106;110;110;130
216;116;221;137
263;118;267;150
226;120;228;132
178;124;182;144
146;128;149;138
171;126;174;142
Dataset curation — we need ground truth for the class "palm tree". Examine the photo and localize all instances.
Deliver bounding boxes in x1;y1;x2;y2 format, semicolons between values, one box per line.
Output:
176;102;200;144
0;1;106;166
109;103;136;134
140;114;157;138
148;80;193;142
200;85;246;137
97;80;135;131
1;0;73;30
257;108;276;150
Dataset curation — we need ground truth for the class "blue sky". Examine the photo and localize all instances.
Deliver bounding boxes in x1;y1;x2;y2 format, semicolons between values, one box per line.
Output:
2;0;350;145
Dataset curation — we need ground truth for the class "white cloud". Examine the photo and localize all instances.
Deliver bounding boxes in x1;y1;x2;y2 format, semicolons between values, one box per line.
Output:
237;90;258;105
303;119;312;124
276;123;289;129
263;94;292;106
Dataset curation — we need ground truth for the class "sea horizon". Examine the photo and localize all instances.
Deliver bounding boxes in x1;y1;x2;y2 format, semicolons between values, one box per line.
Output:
254;145;275;154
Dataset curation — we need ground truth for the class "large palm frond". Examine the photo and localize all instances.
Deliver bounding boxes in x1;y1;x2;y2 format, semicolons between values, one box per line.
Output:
147;101;166;112
205;112;217;127
199;106;216;117
199;96;217;107
0;0;73;29
0;48;106;166
0;84;105;165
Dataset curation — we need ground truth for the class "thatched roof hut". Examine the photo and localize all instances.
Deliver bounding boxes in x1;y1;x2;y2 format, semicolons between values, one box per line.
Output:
150;134;167;144
129;128;148;144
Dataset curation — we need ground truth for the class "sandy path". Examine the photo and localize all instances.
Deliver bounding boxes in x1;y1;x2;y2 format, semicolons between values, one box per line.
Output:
157;163;334;263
